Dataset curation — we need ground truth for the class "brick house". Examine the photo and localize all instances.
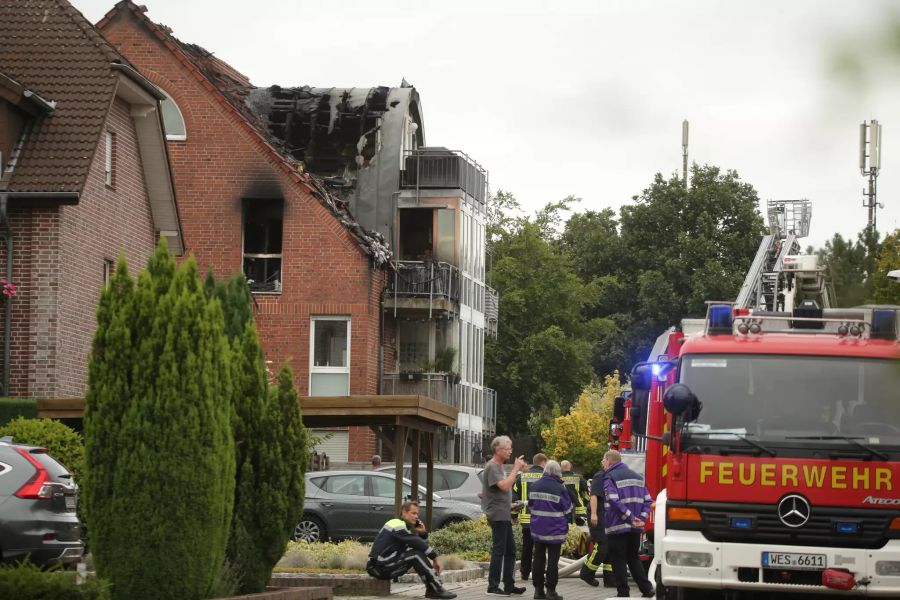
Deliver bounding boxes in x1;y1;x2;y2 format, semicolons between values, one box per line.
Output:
0;0;182;403
98;1;498;465
96;1;396;463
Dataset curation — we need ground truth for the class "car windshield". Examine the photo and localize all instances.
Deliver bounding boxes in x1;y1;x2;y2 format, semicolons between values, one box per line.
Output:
680;354;900;445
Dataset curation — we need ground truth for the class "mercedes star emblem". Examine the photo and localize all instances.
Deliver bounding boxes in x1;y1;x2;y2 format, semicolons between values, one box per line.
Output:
777;494;811;528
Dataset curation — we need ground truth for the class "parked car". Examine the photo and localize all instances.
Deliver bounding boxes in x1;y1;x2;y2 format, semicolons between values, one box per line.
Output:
295;470;482;542
0;436;83;566
377;463;484;505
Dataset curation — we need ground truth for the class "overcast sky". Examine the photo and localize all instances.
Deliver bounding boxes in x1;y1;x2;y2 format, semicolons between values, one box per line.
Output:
74;0;900;248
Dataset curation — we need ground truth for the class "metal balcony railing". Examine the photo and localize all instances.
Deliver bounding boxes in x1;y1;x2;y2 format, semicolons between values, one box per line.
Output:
386;261;460;318
483;387;497;437
401;148;488;205
381;372;461;410
485;285;499;337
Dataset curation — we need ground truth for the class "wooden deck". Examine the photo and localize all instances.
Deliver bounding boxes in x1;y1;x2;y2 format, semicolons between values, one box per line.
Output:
298;394;458;431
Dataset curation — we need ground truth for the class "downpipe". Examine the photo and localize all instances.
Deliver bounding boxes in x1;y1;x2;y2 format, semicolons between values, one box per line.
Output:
0;192;11;396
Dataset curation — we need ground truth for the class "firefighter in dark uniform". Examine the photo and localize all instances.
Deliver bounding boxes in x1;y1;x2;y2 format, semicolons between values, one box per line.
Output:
579;467;615;587
512;453;547;581
560;460;589;525
367;500;456;599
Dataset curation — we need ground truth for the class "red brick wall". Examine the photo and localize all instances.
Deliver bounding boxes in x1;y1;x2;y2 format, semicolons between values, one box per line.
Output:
100;10;390;461
2;98;157;398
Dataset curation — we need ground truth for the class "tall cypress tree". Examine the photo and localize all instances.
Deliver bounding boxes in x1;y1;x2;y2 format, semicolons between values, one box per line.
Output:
273;364;308;549
84;240;235;600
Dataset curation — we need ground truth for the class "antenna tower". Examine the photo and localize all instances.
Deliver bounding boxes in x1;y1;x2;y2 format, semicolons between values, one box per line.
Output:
859;119;883;231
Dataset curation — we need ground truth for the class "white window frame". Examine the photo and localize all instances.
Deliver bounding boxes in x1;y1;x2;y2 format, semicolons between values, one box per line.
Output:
309;316;351;395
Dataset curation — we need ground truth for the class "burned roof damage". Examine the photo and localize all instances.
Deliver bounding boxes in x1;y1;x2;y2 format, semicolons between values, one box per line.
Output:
245;86;424;245
128;17;393;265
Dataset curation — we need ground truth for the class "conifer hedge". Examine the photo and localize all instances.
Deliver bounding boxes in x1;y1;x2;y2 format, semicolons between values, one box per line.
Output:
212;274;308;593
82;241;235;600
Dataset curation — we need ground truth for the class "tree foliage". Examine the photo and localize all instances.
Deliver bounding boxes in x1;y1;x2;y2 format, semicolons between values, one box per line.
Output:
870;229;900;305
487;165;765;435
83;240;235;600
541;373;622;477
814;228;880;307
205;273;309;594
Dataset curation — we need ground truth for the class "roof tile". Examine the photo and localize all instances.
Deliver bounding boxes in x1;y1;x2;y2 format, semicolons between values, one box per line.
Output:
0;0;130;193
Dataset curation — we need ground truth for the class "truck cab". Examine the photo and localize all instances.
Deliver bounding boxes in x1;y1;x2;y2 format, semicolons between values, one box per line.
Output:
643;305;900;598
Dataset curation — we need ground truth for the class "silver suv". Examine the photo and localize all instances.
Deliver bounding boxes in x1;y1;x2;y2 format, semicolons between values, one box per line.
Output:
0;436;83;566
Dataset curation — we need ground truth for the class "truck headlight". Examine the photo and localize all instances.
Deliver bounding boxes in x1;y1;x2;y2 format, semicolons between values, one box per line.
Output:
876;561;900;576
666;551;713;568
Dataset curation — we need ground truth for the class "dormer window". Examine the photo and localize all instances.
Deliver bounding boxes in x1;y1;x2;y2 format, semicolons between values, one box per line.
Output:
159;90;186;141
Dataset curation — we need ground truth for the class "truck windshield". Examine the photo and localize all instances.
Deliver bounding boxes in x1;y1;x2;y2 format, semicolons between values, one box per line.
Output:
680;354;900;445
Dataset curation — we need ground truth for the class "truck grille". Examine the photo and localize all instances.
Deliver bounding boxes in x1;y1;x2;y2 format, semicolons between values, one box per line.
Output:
695;502;893;549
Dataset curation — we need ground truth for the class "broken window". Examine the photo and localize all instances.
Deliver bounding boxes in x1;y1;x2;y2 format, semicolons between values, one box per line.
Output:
243;198;283;293
399;208;433;261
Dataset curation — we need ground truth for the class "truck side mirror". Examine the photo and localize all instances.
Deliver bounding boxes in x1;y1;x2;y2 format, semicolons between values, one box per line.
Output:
630;363;653;392
663;383;702;422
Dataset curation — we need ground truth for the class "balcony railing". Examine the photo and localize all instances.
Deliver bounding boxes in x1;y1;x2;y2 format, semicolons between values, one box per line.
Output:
381;372;461;410
401;147;488;205
485;285;499;337
483;387;497;437
385;261;460;319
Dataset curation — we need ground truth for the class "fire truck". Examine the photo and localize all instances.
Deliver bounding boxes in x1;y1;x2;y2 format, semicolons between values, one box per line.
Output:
616;201;900;597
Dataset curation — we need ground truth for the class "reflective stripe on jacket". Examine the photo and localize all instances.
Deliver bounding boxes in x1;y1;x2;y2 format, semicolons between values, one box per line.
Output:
368;518;437;561
561;471;589;516
528;472;572;543
602;461;652;535
512;466;543;524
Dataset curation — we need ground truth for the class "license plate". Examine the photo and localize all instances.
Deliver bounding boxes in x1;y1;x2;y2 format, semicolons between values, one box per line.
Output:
64;496;76;511
762;551;826;570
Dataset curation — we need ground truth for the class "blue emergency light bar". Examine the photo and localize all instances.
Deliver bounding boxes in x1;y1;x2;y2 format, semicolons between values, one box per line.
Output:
870;309;898;340
707;304;734;335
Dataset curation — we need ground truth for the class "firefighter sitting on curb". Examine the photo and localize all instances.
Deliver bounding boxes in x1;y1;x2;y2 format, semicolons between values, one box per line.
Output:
367;500;457;599
578;461;615;588
512;453;547;581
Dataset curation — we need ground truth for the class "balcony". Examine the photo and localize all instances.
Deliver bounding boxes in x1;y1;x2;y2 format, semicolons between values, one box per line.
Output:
401;147;488;205
384;260;460;319
483;388;497;437
485;285;499;337
381;372;461;410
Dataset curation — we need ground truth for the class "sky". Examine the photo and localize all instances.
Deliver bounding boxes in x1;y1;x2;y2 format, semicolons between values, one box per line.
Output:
73;0;900;249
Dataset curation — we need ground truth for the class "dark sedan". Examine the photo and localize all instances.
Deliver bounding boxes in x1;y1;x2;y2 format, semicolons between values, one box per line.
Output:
294;469;481;542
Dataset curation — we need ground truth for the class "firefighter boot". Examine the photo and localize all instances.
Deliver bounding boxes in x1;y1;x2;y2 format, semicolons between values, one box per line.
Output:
578;565;599;587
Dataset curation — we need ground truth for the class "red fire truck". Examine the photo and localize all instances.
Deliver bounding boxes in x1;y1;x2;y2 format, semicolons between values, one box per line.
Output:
620;303;900;598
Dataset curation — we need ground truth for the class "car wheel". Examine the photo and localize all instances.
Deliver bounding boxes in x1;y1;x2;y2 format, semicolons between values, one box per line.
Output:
293;515;326;542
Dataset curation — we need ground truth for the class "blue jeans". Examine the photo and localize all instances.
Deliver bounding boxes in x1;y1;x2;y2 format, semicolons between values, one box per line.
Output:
488;519;516;590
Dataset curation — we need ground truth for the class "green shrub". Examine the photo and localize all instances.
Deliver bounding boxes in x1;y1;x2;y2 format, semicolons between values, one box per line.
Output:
429;516;583;561
429;516;523;562
83;243;235;600
0;397;36;425
0;417;84;478
0;560;110;599
278;541;370;571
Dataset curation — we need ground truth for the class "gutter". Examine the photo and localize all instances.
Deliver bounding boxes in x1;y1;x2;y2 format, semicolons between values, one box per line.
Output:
111;63;166;100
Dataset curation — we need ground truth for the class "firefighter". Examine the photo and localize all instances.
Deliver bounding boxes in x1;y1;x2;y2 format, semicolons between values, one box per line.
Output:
367;500;456;599
512;453;547;581
579;464;615;588
560;460;589;526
